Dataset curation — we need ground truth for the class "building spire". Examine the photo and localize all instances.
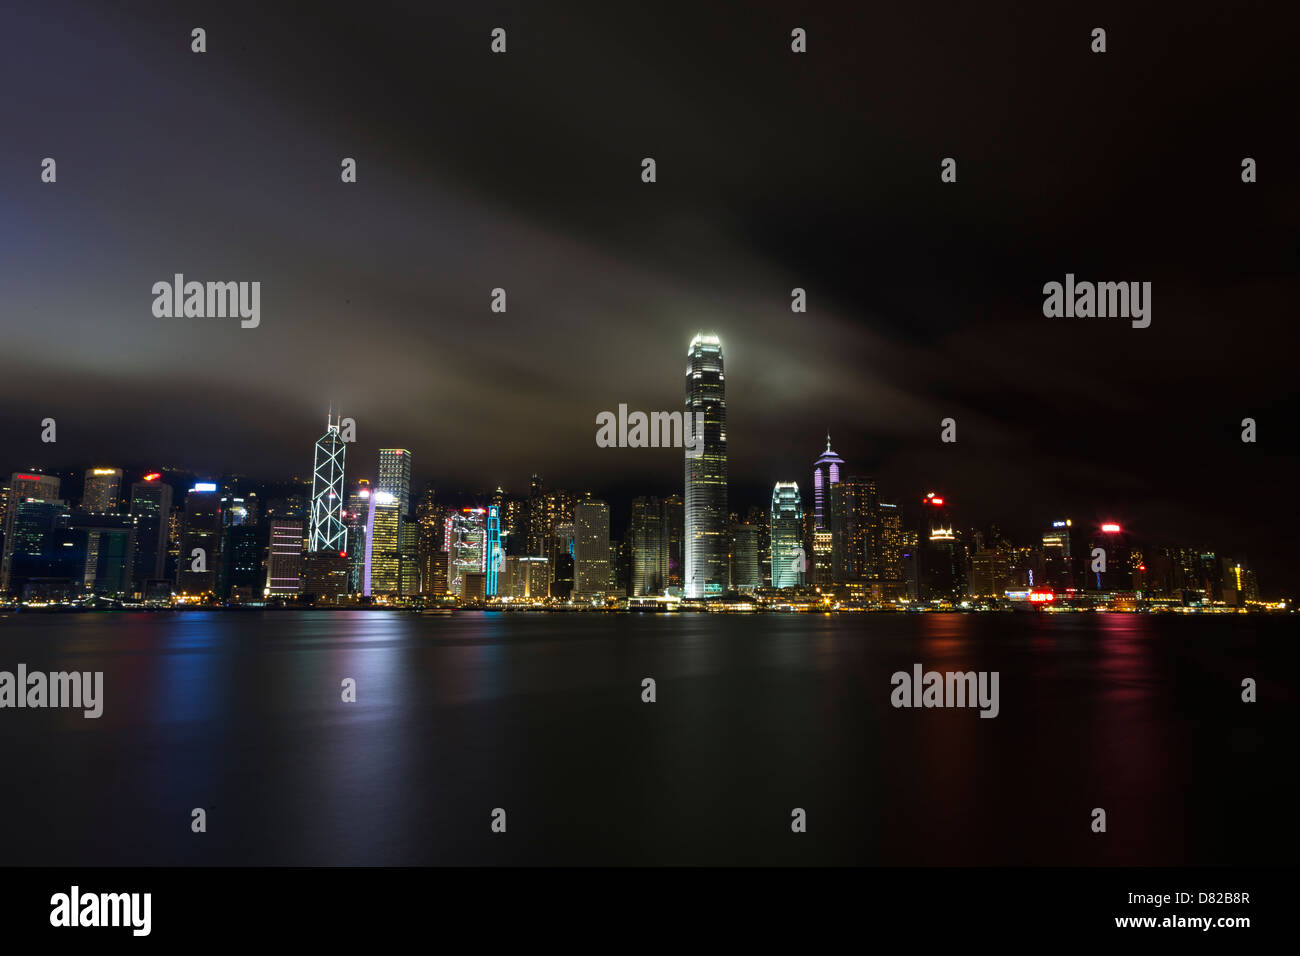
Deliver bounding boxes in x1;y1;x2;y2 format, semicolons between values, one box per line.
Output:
826;430;832;453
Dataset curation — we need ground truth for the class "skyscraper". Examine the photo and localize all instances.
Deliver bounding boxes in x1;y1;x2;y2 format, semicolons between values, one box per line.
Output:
444;508;486;598
919;492;965;602
485;505;503;597
664;493;684;589
3;500;75;600
528;484;576;585
82;468;123;512
1;472;62;594
629;497;670;596
130;474;173;588
177;483;222;596
308;412;347;553
344;481;372;593
377;449;412;517
729;519;760;591
878;502;904;585
398;518;420;597
812;436;844;531
770;481;804;589
1041;520;1074;591
684;333;728;598
221;522;263;601
1086;521;1132;592
366;492;402;595
266;518;304;596
574;497;611;600
830;475;880;582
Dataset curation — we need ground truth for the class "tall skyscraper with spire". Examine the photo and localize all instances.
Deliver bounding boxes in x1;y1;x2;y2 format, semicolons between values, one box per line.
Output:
684;333;728;598
308;409;347;553
770;481;804;589
812;434;844;531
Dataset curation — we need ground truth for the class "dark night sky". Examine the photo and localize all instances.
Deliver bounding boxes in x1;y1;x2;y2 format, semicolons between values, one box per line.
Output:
1;2;1296;586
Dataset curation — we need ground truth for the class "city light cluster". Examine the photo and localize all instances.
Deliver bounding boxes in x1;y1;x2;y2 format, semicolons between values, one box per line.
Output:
0;337;1279;614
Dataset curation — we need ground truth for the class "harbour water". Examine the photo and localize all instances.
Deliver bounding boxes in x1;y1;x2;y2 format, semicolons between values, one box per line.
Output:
0;610;1292;865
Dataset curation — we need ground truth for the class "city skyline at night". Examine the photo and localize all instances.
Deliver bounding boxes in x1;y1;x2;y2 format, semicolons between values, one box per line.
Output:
0;0;1293;922
0;327;1280;608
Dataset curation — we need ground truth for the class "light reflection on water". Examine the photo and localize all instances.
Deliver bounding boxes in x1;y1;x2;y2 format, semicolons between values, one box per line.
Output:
0;610;1289;865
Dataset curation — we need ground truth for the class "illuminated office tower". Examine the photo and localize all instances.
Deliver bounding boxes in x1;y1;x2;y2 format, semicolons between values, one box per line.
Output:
309;412;347;553
377;449;412;517
221;524;262;601
344;482;371;593
500;494;525;555
366;492;402;595
629;497;670;596
72;510;136;596
398;520;419;596
553;523;575;559
3;472;60;531
812;530;833;585
303;550;350;604
729;519;760;592
444;509;486;597
486;505;503;597
130;474;173;587
421;550;449;596
4;500;74;599
1085;521;1132;592
1220;558;1259;606
901;529;920;599
812;436;844;531
684;333;728;597
217;492;259;600
573;498;610;599
830;475;880;582
528;484;576;576
525;475;545;555
550;522;575;597
770;482;804;589
663;494;684;588
919;492;965;602
877;502;903;583
970;548;1014;598
505;556;549;599
415;482;442;563
1;472;62;594
177;483;222;596
82;468;123;512
611;539;628;592
266;518;304;596
1041;520;1074;590
741;505;770;588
